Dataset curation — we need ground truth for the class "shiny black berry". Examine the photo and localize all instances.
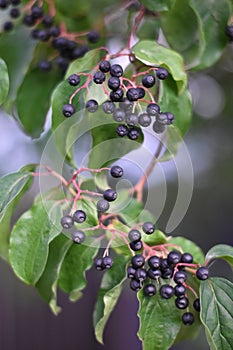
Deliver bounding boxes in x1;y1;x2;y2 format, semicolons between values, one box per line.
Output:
128;229;141;243
93;71;106;84
136;87;145;99
193;298;200;312
110;64;123;77
175;296;189;309
196;266;209;280
125;113;138;126
130;240;143;251
23;15;35;26
113;109;126;122
61;215;74;229
86;99;98;113
102;101;115;114
157;112;168;125
148;255;160;269
10;8;20;18
110;88;124;102
110;165;123;178
11;0;21;4
165;112;175;125
68;74;80;86
156;67;169;80
142;74;155;88
134;268;147;281
142;222;155;234
73;209;86;223
0;0;8;9
116;124;128;137
72;230;86;244
99;60;111;73
119;98;133;111
102;256;114;269
160;285;175;299
128;127;140;140
167;251;182;266
182;312;195;325
108;76;120;91
174;284;186;297
181;252;193;264
96;199;110;212
87;31;100;43
130;278;141;291
147;268;161;279
126;88;140;101
94;257;104;271
152;120;165;134
62;104;76;117
161;268;173;279
138;113;152;127
131;254;145;268
147;103;160;116
127;266;136;278
144;283;156;296
49;26;60;37
103;189;117;202
174;271;187;284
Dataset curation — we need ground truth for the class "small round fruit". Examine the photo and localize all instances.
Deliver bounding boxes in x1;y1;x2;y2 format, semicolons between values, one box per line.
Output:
113;109;126;122
86;99;98;113
125;113;138;126
152;120;165;134
142;221;155;234
110;88;124;102
147;268;161;280
157;112;168;125
167;251;182;266
102;101;116;114
165;112;175;125
129;240;143;251
93;71;106;84
108;76;120;91
116;124;128;137
131;254;145;268
38;60;52;72
3;21;13;31
146;103;160;116
136;87;145;99
62;104;76;118
126;88;140;101
148;255;160;269
134;268;147;281
181;252;193;264
193;298;200;312
174;284;186;297
110;64;123;77
72;230;86;244
94;257;104;271
182;312;195;325
127;127;140;140
10;8;20;18
175;296;189;309
96;199;110;212
196;266;209;280
142;74;155;88
144;283;156;296
156;67;169;80
160;285;175;299
68;74;80;86
102;256;114;269
61;215;74;229
110;165;123;178
128;229;141;243
138;113;152;127
103;189;117;202
161;267;173;279
119;98;133;111
173;271;187;284
127;266;136;278
87;30;100;43
99;60;111;73
130;278;141;292
73;209;86;223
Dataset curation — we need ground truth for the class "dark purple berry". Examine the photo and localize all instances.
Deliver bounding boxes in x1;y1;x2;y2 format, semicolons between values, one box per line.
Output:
119;98;133;111
0;0;9;9
196;266;209;280
96;199;110;212
102;101;115;114
174;284;186;297
113;109;125;122
61;215;74;229
147;268;161;279
148;255;160;269
134;268;147;281
167;251;182;266
110;165;123;178
110;88;124;102
93;71;106;84
142;222;155;234
174;271;187;284
86;99;98;113
31;5;44;19
136;87;145;99
142;74;155;88
126;88;140;101
10;7;20;18
127;266;136;278
3;21;13;31
157;112;168;125
175;296;189;309
130;278;141;291
146;103;160;116
68;74;80;86
165;112;175;124
127;127;140;140
102;256;114;269
11;0;21;4
160;258;169;270
49;26;60;37
23;15;35;26
42;15;54;27
73;210;86;223
144;284;156;296
38;60;52;72
99;60;111;73
125;113;138;126
182;312;195;325
110;64;123;77
130;240;143;251
160;285;175;299
116;124;128;137
108;76;120;91
156;67;169;80
138;113;152;127
94;257;104;271
225;24;233;41
87;30;100;43
72;230;86;244
37;29;50;42
103;189;117;202
181;253;193;264
131;254;145;269
62;104;76;118
193;298;200;312
152;120;165;134
161;268;173;279
128;229;141;243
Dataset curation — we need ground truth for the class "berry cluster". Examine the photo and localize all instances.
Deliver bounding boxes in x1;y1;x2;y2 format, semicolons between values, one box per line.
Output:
0;0;100;74
63;60;174;139
127;247;209;326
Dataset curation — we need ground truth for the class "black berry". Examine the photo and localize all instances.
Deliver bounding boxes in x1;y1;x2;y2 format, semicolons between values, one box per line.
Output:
142;74;155;88
134;268;147;281
99;60;111;73
157;112;168;125
42;15;54;27
10;7;20;18
148;255;160;269
11;0;21;4
174;284;186;297
3;21;13;31
38;60;52;72
110;165;123;178
138;113;152;127
108;76;120;91
175;296;189;309
116;124;128;137
119;98;133;111
23;15;35;26
110;64;123;77
160;285;175;299
0;0;8;9
130;278;141;292
127;266;136;278
129;240;143;251
136;87;145;99
87;30;100;43
156;67;169;80
147;103;160;116
161;268;173;279
96;199;110;212
167;251;182;266
173;271;187;284
61;215;74;229
103;189;117;202
196;266;209;280
62;104;76;118
125;113;138;126
94;257;104;271
182;312;195;325
102;101;115;114
144;284;156;296
102;256;114;269
225;24;233;41
165;112;175;124
73;209;86;223
49;26;60;37
68;74;80;86
31;5;44;19
126;88;140;101
181;252;193;264
147;268;161;279
152;120;165;134
93;71;106;84
131;254;145;268
113;109;125;122
110;88;124;102
128;229;141;243
72;230;86;244
127;127;140;140
142;222;155;234
86;99;98;113
193;298;200;312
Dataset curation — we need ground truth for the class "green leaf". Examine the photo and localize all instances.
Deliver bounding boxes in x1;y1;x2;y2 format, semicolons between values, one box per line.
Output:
139;0;174;12
205;244;233;270
9;201;61;285
0;26;37;111
160;0;205;68
16;67;62;138
159;76;192;136
168;236;205;265
132;40;187;94
138;288;181;350
142;229;167;246
36;234;72;315
0;57;9;105
0;170;33;221
58;239;100;301
189;0;231;70
55;0;90;19
200;277;233;350
93;256;128;344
